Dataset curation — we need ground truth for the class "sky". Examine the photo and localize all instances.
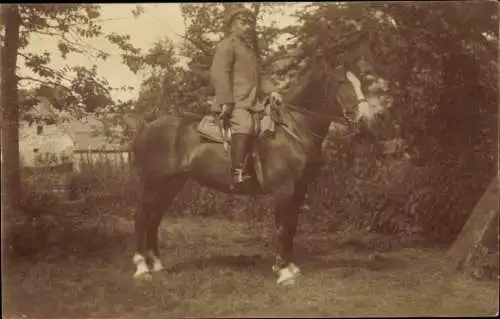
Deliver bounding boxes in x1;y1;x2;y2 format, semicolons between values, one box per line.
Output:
21;3;307;103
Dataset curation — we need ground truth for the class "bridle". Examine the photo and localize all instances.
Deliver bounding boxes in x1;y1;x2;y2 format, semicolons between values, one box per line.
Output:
285;97;367;124
277;55;373;141
280;65;370;141
284;101;363;141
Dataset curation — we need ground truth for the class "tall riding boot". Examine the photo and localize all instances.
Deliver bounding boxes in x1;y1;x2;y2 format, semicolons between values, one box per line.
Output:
230;133;251;186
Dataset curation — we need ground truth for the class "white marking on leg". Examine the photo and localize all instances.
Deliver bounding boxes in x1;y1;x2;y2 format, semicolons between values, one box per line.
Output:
133;253;150;278
147;250;165;272
276;262;301;286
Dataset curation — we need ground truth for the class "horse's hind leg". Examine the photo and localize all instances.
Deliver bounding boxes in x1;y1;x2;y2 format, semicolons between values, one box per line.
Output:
145;175;186;273
133;175;186;279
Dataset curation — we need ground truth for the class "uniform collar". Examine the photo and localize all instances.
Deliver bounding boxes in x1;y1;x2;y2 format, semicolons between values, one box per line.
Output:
232;33;255;51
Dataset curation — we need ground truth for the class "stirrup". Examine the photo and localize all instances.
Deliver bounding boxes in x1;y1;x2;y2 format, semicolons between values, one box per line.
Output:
232;168;250;184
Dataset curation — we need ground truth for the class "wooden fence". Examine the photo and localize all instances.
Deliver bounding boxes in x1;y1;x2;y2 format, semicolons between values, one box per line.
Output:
70;149;138;201
73;149;132;175
22;148;136;200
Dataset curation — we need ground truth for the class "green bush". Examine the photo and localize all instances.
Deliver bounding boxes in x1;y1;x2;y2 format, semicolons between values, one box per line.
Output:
68;158;139;205
4;159;138;261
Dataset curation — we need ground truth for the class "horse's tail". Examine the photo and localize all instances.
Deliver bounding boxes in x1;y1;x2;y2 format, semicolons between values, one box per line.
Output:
123;114;147;167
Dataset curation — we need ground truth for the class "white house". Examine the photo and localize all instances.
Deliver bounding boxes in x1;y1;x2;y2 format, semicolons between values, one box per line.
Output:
61;113;130;173
19;97;129;170
19;97;74;168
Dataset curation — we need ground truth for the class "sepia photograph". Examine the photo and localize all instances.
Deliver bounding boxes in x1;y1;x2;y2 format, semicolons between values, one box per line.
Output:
1;2;498;317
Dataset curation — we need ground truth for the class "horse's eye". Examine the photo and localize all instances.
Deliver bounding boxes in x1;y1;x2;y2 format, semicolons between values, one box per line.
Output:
332;66;346;82
363;73;376;85
356;68;374;86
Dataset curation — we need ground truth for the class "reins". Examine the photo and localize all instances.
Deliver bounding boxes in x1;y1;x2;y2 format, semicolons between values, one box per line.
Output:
281;101;364;141
285;103;350;123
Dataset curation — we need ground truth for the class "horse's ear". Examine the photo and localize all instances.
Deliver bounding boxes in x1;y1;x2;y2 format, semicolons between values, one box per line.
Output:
309;56;328;81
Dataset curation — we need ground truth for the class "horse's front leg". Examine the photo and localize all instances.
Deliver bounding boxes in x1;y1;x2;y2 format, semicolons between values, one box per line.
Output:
272;180;307;285
274;204;301;286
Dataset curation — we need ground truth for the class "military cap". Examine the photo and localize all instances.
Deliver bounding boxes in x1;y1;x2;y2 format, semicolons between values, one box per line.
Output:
224;7;254;30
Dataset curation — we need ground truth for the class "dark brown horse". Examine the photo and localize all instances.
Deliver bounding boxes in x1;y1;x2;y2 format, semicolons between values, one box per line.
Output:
128;31;396;285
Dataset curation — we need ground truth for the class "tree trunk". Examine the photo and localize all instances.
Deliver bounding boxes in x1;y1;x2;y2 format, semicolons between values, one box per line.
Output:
250;3;262;62
446;176;499;272
1;4;22;211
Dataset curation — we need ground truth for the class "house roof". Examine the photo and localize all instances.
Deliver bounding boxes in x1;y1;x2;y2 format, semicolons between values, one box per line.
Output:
61;115;128;151
22;96;72;122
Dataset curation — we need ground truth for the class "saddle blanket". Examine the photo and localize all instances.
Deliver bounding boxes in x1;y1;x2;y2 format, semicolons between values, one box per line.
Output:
196;113;276;144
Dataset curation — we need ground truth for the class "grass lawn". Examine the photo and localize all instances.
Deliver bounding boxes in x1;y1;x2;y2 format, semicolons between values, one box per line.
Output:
3;208;498;318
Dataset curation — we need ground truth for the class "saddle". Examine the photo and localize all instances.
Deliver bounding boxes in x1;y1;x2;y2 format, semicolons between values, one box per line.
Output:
196;99;283;145
196;98;285;193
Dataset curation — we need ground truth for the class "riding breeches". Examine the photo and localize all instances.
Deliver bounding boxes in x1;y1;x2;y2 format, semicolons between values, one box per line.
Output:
230;108;257;136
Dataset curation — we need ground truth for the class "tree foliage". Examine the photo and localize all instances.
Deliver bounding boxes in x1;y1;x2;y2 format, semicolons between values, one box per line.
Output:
1;4;143;207
132;37;183;120
10;4;143;116
302;2;498;240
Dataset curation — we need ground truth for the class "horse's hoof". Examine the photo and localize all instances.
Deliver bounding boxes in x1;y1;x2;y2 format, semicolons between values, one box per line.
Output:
279;277;297;286
146;251;166;272
134;271;153;281
151;263;165;272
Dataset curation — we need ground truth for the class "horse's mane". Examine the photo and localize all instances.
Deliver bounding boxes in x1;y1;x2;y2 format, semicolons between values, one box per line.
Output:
269;47;335;113
268;49;314;103
268;29;372;113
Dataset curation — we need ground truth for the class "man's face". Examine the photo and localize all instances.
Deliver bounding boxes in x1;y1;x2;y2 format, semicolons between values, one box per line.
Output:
230;14;253;37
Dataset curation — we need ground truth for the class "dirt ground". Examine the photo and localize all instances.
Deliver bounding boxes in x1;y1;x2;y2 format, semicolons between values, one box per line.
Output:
2;212;498;318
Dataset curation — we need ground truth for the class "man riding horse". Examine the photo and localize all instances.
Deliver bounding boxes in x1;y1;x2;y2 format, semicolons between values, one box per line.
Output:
210;7;282;189
129;9;399;284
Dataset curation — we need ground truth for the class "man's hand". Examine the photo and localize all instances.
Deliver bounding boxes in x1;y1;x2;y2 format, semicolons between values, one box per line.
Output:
219;103;234;128
220;103;234;118
266;92;283;106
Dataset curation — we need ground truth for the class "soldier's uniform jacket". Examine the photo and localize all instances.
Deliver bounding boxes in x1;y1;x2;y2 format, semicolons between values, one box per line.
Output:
210;34;275;113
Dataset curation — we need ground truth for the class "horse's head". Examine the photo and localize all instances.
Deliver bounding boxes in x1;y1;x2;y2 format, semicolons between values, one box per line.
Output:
281;29;398;148
324;30;394;136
